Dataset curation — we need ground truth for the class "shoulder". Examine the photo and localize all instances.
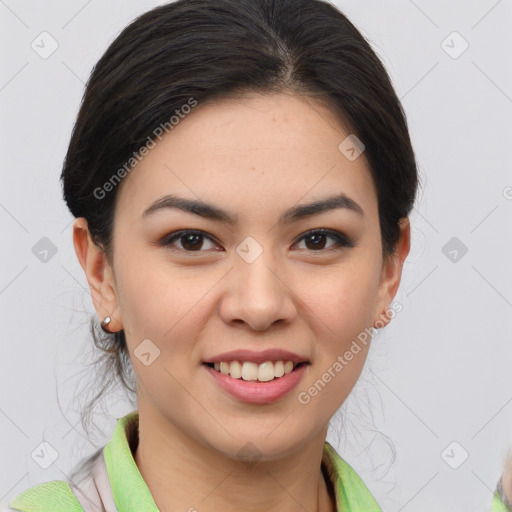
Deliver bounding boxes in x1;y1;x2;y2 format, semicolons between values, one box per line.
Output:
8;480;84;511
322;441;382;511
490;488;512;512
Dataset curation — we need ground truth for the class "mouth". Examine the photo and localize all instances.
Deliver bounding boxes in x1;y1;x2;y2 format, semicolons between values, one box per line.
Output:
202;360;310;383
202;358;310;404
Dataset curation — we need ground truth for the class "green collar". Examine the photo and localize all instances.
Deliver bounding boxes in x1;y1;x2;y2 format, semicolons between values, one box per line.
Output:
104;410;382;512
103;410;158;511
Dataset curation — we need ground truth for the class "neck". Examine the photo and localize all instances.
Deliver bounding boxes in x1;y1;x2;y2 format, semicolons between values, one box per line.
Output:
133;403;336;512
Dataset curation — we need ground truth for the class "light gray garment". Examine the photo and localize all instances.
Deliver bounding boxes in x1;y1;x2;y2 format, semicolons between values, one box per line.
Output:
68;450;118;512
6;450;117;512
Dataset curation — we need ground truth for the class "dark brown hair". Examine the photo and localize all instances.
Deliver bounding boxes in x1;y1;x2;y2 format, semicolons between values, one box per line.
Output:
62;0;419;478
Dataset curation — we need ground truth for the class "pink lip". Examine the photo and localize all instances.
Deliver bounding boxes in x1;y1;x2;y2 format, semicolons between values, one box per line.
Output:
203;349;309;365
204;363;308;404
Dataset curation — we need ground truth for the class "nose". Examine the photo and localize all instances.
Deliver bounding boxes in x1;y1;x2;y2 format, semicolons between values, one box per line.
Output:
218;247;297;331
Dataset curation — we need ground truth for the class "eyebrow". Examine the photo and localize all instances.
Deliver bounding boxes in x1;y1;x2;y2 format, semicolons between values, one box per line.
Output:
141;192;365;224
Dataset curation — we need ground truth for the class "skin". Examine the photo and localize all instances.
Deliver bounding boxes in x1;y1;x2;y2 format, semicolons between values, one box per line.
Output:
502;451;512;504
73;92;410;512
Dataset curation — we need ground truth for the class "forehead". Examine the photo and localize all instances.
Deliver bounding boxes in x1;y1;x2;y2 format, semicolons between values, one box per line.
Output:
115;92;377;224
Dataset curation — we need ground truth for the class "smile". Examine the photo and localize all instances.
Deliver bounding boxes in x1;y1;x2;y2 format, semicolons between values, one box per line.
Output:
203;360;310;404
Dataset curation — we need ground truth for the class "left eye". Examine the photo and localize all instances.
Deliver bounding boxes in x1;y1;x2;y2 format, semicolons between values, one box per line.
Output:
294;229;354;251
159;229;353;253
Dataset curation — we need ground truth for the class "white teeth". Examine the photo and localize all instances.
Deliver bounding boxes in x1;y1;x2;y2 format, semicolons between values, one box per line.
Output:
209;360;303;382
284;361;294;374
230;361;242;379
274;361;284;378
241;362;258;381
258;361;275;382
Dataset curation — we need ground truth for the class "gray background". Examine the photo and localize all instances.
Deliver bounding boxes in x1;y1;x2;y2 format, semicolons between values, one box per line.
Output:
1;1;511;511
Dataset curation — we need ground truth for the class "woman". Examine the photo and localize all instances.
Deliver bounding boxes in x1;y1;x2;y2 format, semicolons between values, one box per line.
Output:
8;0;510;510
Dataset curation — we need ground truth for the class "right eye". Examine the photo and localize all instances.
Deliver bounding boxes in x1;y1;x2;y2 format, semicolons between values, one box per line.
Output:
159;230;221;253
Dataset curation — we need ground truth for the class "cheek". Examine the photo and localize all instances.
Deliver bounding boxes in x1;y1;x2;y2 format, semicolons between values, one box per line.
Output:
298;259;379;398
114;255;205;407
304;260;380;340
115;257;165;333
114;248;186;343
114;248;219;370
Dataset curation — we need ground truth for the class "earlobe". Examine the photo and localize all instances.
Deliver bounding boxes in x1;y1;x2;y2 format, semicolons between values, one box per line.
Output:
72;218;123;332
372;217;411;328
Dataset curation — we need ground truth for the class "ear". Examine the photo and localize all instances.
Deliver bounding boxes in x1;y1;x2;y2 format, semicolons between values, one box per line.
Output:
72;217;123;332
501;448;512;505
372;217;411;328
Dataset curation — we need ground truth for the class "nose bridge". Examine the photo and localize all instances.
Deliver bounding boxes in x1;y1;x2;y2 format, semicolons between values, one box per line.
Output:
220;235;295;329
235;235;281;303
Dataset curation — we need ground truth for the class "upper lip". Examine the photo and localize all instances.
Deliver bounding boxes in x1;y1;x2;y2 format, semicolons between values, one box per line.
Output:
203;349;310;365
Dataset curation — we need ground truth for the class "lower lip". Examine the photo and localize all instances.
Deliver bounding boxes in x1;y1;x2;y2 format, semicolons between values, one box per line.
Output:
203;363;308;404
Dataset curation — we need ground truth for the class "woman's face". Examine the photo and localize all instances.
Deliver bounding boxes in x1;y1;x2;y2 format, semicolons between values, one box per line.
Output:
76;92;409;460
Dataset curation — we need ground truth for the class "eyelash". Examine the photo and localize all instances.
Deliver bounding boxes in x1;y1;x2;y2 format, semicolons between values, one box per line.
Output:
158;228;355;254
